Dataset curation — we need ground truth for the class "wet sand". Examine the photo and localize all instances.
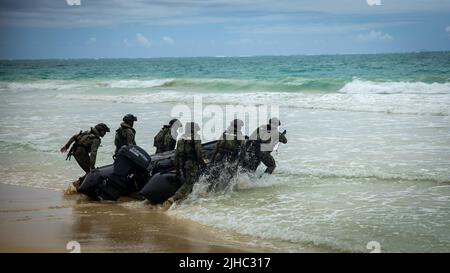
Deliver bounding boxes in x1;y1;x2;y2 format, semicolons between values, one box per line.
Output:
0;183;273;253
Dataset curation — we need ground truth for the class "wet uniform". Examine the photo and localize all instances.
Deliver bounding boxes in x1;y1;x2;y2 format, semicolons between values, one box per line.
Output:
172;133;205;201
250;125;287;174
63;127;102;181
213;130;245;163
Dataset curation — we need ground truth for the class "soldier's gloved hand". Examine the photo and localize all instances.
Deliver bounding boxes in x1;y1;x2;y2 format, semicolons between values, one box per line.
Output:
60;146;68;153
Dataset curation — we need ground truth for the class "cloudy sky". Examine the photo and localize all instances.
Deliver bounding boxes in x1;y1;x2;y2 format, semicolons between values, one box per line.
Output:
1;0;450;58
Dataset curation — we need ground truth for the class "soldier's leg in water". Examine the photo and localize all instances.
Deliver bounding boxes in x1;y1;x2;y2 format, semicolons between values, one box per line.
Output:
249;151;261;171
73;148;90;189
225;156;239;177
260;152;276;174
172;161;199;202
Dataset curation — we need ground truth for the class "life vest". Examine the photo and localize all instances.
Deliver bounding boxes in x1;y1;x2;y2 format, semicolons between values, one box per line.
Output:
115;124;135;150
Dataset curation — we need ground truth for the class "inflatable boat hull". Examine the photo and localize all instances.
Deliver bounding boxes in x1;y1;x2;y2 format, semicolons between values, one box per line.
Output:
139;172;181;204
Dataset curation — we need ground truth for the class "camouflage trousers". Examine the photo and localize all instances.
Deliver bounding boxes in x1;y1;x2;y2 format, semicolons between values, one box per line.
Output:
259;151;276;174
73;147;90;187
173;160;200;201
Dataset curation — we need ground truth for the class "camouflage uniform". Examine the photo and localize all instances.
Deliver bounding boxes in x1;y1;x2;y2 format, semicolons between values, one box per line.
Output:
154;125;177;154
114;122;136;154
212;129;245;169
172;132;205;201
62;127;102;185
249;124;287;174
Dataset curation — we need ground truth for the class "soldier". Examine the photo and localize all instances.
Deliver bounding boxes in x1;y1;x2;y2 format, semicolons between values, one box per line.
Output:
208;119;246;192
249;117;287;174
166;122;206;204
60;123;110;190
212;119;245;165
114;114;137;155
153;118;182;154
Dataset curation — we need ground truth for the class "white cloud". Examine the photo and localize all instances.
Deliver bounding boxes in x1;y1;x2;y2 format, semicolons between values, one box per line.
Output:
366;0;382;6
123;38;132;47
86;37;96;45
357;30;393;42
136;33;152;48
162;36;175;45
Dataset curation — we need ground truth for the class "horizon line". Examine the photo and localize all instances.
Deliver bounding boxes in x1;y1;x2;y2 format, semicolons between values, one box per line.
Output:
1;50;449;61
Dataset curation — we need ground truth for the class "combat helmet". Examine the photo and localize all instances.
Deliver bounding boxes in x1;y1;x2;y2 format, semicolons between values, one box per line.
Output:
123;114;137;124
269;117;281;126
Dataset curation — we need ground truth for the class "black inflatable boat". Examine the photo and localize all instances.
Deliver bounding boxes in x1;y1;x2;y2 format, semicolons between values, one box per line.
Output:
78;145;152;201
79;141;220;202
78;139;261;203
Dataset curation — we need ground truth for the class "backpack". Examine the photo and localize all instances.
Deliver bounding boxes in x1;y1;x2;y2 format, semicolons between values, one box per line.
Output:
66;130;92;160
115;127;125;149
154;126;169;149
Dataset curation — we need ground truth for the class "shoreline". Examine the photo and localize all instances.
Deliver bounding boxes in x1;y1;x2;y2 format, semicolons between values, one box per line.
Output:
0;183;283;253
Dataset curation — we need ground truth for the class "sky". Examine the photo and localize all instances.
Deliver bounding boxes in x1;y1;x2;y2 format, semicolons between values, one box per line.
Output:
0;0;450;59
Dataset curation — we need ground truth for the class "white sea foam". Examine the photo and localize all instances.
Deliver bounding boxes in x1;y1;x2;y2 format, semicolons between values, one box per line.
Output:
168;169;450;252
339;79;450;95
0;81;83;92
55;79;450;116
102;79;174;89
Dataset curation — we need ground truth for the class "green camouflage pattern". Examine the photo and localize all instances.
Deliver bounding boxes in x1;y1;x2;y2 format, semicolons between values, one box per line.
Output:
154;125;177;154
173;134;205;201
114;122;136;153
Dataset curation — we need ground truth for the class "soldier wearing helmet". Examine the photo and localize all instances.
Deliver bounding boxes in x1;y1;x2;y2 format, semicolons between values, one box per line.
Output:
166;122;206;204
60;123;110;190
212;119;245;164
114;114;137;155
248;117;287;174
153;118;182;154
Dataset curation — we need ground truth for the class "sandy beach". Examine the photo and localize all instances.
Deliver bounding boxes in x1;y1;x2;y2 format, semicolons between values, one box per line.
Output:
0;183;277;253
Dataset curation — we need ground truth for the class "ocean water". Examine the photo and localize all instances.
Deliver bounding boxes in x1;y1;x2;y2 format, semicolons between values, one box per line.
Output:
0;52;450;252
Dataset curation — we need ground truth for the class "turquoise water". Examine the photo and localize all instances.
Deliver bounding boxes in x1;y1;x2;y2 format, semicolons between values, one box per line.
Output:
2;52;450;86
0;52;450;252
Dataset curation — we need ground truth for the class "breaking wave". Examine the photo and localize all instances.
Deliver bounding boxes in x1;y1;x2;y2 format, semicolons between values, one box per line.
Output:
339;79;450;95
